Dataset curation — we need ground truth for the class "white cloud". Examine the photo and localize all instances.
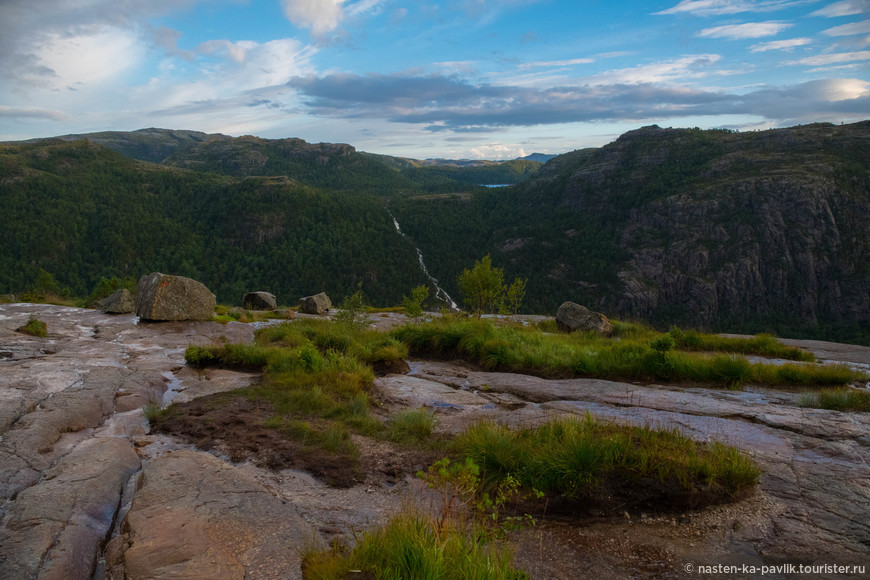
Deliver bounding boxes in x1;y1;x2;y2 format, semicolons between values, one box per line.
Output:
586;54;728;85
35;29;145;90
281;0;346;35
470;143;527;159
519;58;595;70
698;21;792;39
749;37;813;50
786;50;870;64
656;0;812;16
198;40;248;64
346;0;387;18
811;1;870;17
823;19;870;35
0;105;70;121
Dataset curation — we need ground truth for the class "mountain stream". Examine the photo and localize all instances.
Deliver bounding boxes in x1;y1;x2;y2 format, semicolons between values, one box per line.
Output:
388;209;458;309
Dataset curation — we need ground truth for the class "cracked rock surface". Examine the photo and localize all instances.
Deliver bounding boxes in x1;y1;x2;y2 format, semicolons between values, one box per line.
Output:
1;304;868;579
394;359;870;563
0;304;259;579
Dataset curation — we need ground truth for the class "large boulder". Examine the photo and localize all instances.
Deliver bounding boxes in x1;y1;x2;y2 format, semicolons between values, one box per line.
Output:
299;292;331;315
556;302;615;336
135;273;215;321
242;291;277;311
97;289;135;314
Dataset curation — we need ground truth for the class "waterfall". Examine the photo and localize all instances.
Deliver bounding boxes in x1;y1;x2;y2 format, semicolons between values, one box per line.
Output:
389;210;458;310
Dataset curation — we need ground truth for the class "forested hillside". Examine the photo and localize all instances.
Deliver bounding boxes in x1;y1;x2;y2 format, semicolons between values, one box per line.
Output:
0;139;428;305
3;122;870;343
390;122;870;343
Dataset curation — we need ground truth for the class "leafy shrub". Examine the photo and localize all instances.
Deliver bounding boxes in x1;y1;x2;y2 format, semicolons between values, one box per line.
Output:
333;283;370;331
402;284;429;322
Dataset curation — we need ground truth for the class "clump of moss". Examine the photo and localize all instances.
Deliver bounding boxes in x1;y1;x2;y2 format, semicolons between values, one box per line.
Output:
17;315;47;337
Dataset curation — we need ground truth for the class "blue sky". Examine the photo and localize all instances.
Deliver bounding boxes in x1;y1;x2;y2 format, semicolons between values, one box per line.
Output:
1;0;868;159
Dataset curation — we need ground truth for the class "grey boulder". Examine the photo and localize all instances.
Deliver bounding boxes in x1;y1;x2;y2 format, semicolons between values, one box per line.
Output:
97;289;135;314
242;291;277;311
134;273;215;321
555;302;615;336
299;292;331;315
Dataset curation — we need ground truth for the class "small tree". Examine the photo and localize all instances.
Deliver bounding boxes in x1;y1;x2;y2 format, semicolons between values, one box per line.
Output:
500;277;527;316
334;283;370;331
402;285;429;323
457;255;504;318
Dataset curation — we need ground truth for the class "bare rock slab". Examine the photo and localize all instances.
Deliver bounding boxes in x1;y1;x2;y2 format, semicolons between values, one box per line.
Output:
111;450;314;579
0;437;140;580
135;272;216;321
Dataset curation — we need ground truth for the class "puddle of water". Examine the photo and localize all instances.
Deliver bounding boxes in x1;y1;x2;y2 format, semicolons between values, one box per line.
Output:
160;370;187;405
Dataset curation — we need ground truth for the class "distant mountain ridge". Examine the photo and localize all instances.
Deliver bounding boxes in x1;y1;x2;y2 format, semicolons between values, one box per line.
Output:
2;122;870;342
6;128;226;164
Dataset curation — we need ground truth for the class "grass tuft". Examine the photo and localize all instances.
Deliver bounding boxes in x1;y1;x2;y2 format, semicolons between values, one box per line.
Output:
450;415;760;501
801;387;870;412
387;408;435;443
302;509;528;580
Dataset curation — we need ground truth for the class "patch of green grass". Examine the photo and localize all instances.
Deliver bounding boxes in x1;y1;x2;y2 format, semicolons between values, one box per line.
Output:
302;509;528;580
450;415;760;501
669;327;814;362
212;304;295;324
387;408;435;444
142;401;163;422
18;315;48;337
392;319;863;388
801;387;870;412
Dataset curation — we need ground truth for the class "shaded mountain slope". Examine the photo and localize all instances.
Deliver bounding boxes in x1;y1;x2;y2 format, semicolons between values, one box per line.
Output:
390;122;870;341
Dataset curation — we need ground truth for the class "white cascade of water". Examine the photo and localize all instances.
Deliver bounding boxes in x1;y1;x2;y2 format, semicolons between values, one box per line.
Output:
388;210;458;310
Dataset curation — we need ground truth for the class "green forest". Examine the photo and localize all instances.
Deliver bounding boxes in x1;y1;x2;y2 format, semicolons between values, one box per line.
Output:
3;123;870;344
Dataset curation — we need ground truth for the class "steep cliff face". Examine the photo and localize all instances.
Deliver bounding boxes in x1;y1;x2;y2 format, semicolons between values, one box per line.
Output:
618;174;870;329
497;122;870;334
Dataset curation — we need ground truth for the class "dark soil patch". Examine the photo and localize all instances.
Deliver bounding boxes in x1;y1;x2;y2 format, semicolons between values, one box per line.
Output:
371;358;411;376
152;393;362;487
510;473;753;521
151;392;442;490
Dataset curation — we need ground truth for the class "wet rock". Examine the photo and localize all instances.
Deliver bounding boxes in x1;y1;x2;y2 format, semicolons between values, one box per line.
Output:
0;437;140;580
97;288;135;314
299;292;331;314
0;304;258;579
111;450;314;579
135;272;216;321
556;301;614;335
243;291;277;311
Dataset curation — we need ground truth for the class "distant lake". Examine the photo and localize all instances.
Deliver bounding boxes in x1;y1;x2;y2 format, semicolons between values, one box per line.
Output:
481;184;512;188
